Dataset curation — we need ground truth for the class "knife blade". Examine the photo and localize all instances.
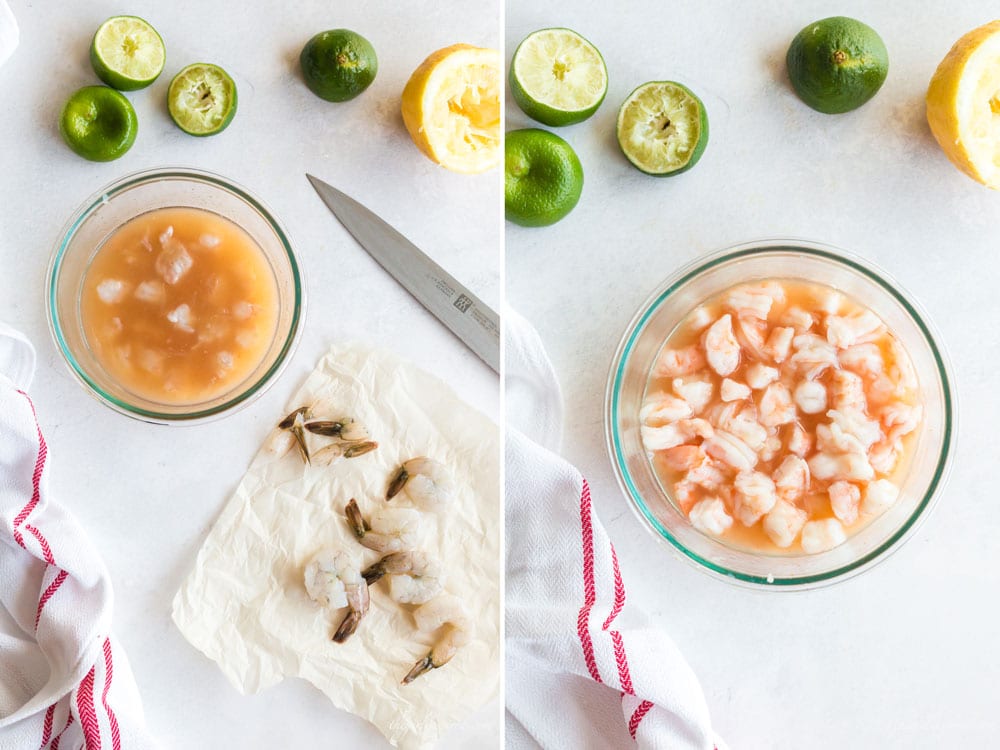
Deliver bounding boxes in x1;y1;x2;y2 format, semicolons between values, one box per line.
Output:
306;174;500;374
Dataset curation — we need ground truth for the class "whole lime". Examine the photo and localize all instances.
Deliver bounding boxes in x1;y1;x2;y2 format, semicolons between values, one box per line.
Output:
300;29;378;102
505;128;583;227
59;85;138;161
786;16;889;114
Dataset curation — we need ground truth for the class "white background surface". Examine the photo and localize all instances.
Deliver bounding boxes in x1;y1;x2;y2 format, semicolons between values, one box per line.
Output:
507;1;996;748
0;1;500;748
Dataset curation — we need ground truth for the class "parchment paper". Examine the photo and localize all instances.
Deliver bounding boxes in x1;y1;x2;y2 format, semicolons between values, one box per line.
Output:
171;343;500;749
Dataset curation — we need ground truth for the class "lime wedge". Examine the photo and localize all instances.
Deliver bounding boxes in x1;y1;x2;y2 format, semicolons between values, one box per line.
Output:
59;85;138;161
90;16;165;91
509;28;607;127
167;63;238;136
616;81;709;176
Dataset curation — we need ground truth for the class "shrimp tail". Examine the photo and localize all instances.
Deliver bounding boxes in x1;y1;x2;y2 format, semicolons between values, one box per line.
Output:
402;653;435;684
332;610;363;643
345;499;368;539
361;561;386;586
386;466;409;500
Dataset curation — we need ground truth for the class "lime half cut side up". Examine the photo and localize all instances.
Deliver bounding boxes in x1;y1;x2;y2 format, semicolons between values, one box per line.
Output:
90;16;165;91
616;81;708;176
509;28;608;126
168;63;238;136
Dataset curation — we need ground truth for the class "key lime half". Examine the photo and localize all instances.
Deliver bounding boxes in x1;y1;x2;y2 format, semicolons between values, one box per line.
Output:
167;63;238;136
616;81;709;176
90;16;165;91
509;28;607;127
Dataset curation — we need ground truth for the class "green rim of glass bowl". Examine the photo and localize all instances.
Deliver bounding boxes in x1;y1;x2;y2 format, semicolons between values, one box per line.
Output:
605;239;955;589
47;167;303;423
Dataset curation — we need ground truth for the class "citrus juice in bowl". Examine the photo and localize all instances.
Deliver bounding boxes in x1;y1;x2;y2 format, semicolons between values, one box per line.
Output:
605;240;955;589
49;169;303;423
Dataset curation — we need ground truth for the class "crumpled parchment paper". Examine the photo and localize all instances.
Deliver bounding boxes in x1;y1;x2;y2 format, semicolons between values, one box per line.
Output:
172;343;500;749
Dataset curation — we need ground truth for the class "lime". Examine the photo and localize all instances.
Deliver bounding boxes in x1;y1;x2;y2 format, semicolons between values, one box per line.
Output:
786;16;889;114
90;16;165;91
300;29;378;102
167;63;238;136
509;28;608;127
59;86;138;161
926;20;1000;187
616;81;708;176
505;128;583;227
401;44;501;173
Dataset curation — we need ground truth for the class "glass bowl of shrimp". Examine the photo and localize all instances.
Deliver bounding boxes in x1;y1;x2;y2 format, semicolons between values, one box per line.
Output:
604;239;956;589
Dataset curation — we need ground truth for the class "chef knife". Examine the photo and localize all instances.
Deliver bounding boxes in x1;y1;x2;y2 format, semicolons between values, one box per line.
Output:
306;174;500;374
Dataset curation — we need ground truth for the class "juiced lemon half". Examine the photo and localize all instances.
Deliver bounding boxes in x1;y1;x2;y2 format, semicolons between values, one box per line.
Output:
401;44;501;174
926;20;1000;188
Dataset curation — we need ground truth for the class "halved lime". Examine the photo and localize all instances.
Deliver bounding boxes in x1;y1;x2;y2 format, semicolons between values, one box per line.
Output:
616;81;709;176
167;63;238;136
90;16;165;91
300;29;378;102
509;28;607;127
59;85;138;161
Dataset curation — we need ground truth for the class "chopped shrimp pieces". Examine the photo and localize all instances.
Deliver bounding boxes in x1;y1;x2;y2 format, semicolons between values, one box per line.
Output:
640;278;922;554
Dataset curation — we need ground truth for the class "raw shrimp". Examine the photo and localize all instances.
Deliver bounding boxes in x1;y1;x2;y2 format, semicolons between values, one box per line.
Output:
641;418;714;451
655;346;706;377
658;445;705;472
345;499;423;554
793;380;827;414
702;314;740;376
830;370;867;413
671;377;714;413
402;594;473;684
689;497;733;536
789;333;838;378
773;455;809;504
828;481;861;525
759;383;796;427
733;470;777;526
825;310;885;349
733;316;770;362
303;549;370;643
363;551;445;605
764;327;795;363
720;378;751;402
839;343;884;377
762;500;808;548
800;519;847;553
745;363;779;390
641;392;693;425
723;281;785;319
387;457;456;508
779;306;815;332
861;479;899;518
703;430;757;471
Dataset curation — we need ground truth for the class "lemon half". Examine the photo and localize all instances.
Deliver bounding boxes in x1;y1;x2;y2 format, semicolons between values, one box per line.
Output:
401;44;501;174
926;20;1000;188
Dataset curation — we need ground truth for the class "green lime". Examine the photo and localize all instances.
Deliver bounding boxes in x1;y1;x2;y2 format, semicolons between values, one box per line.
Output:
167;63;238;136
89;16;165;91
786;16;889;114
509;27;608;127
300;29;378;102
505;128;583;227
616;81;709;176
59;86;138;161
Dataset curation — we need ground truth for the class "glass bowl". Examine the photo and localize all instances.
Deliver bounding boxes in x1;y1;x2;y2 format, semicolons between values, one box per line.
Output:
605;239;955;589
47;167;304;423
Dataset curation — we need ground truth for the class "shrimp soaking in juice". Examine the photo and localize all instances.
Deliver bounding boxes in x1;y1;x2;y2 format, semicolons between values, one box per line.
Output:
640;278;922;554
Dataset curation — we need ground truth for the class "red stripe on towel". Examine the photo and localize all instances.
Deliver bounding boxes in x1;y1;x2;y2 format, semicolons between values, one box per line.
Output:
576;479;602;682
76;667;102;749
35;570;69;629
101;639;121;750
628;699;654;739
602;542;626;631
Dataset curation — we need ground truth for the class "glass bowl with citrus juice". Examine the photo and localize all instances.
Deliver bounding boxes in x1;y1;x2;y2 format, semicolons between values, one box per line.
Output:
605;240;955;589
48;168;303;423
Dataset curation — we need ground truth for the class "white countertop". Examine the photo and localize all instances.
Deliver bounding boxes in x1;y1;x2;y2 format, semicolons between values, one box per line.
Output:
0;1;499;747
507;2;996;748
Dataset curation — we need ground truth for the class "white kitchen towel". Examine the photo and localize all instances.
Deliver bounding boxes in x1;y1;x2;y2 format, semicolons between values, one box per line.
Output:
505;308;726;750
0;0;17;70
0;324;155;749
